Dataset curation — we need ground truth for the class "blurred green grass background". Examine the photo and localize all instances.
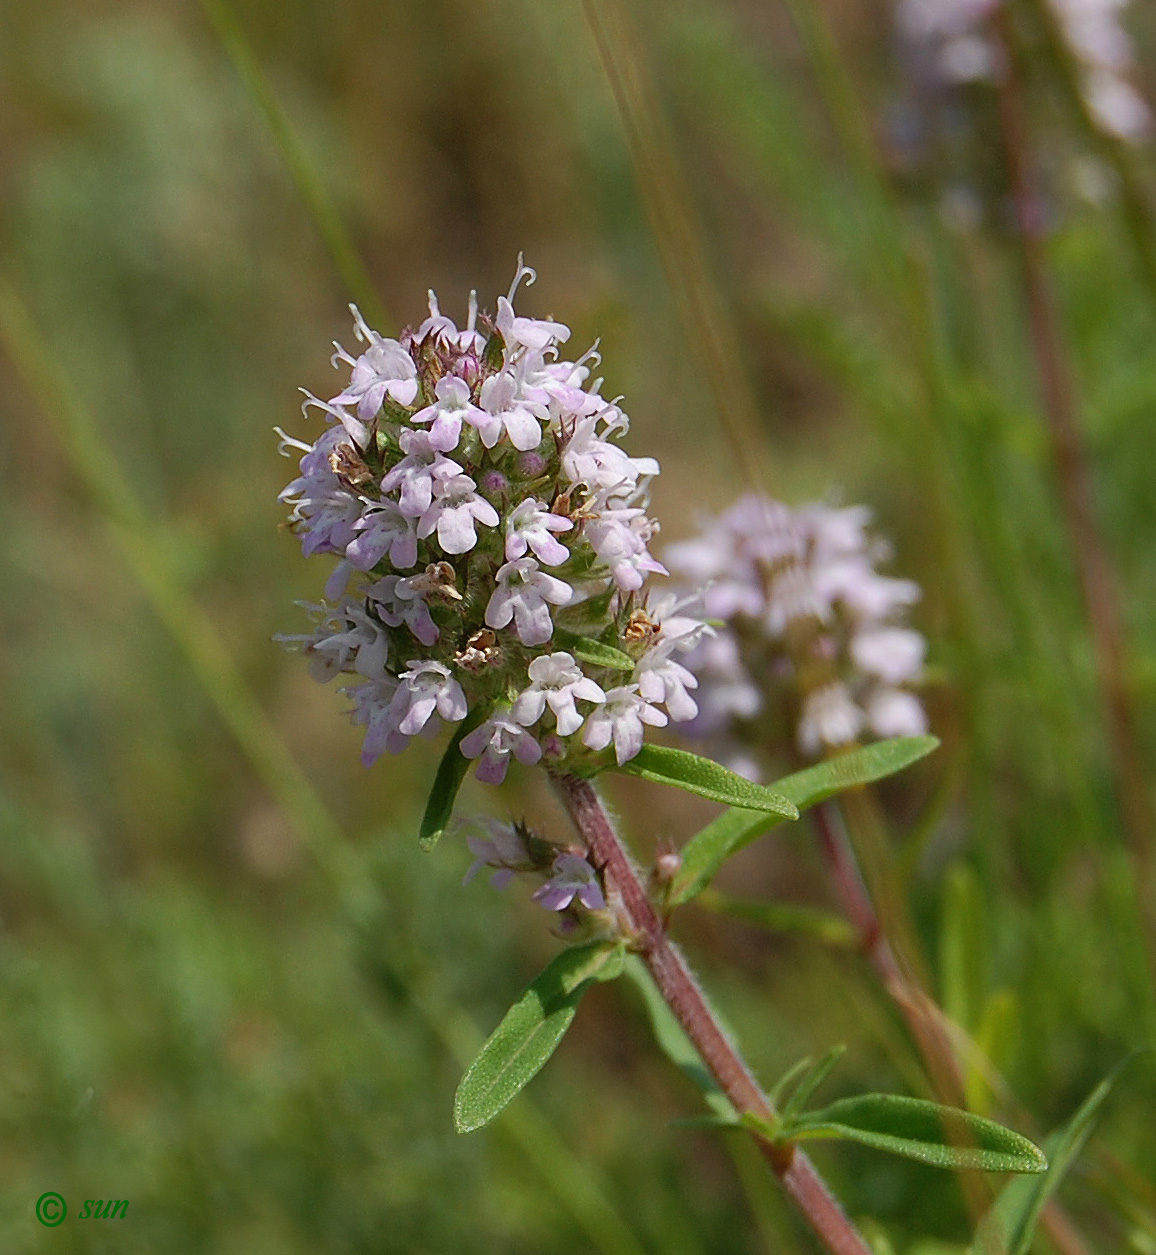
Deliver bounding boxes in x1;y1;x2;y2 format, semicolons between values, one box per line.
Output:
1;0;1156;1250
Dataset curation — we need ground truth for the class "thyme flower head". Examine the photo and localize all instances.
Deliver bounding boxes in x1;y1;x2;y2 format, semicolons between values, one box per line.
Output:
897;0;1151;142
276;259;707;782
666;495;928;775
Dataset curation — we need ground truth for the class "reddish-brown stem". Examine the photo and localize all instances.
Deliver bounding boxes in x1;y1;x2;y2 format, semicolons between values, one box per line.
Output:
989;8;1156;967
551;772;873;1255
813;799;1091;1255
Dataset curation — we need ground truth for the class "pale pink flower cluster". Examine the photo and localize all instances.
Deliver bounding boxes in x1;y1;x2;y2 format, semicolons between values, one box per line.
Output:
666;495;927;771
896;0;1150;141
277;262;707;784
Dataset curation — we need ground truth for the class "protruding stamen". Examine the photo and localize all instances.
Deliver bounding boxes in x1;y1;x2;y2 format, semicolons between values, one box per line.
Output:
507;252;538;303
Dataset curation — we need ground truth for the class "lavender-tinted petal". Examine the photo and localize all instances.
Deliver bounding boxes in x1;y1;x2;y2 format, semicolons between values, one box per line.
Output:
437;509;478;555
577;882;606;911
475;747;510;784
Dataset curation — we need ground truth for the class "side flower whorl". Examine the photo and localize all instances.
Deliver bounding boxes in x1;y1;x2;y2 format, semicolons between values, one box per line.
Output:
665;495;928;778
276;260;708;783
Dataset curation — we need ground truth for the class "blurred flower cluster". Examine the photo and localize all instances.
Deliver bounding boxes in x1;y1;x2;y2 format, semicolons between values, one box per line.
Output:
666;496;927;779
276;261;708;783
897;0;1151;142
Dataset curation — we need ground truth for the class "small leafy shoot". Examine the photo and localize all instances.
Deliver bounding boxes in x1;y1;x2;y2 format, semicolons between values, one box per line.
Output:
779;1045;848;1123
969;1054;1143;1255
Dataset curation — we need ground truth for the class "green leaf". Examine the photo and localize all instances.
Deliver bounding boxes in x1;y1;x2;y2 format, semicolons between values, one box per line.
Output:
775;736;940;810
553;627;635;673
670;737;939;905
698;889;858;947
969;1056;1139;1255
964;989;1020;1116
419;706;491;851
454;940;625;1133
778;1045;847;1122
623;956;735;1120
785;1094;1047;1174
939;861;985;1031
613;745;799;818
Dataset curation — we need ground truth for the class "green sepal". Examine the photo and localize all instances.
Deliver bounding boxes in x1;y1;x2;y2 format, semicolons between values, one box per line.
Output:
783;1094;1047;1174
611;745;799;818
453;939;626;1133
553;627;635;673
670;737;939;905
482;330;505;371
419;704;492;851
968;1054;1142;1255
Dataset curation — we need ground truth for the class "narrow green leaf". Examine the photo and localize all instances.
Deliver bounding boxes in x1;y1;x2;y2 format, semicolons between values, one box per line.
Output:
775;737;940;810
454;940;624;1133
698;889;858;946
939;861;985;1031
623;956;735;1119
613;745;799;817
964;989;1020;1117
779;1045;847;1122
553;628;635;673
969;1056;1139;1255
786;1095;1047;1174
670;737;939;906
419;706;491;851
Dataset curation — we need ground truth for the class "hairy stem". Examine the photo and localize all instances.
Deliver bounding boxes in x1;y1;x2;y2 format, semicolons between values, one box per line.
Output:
551;772;873;1255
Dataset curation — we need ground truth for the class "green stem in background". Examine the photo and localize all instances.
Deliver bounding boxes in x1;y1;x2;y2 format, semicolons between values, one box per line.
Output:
551;772;875;1255
197;0;390;330
0;277;651;1255
989;6;1156;1035
581;0;771;490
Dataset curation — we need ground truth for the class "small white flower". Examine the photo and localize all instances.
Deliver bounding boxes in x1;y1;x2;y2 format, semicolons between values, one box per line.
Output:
585;505;668;592
479;371;547;452
366;574;438;646
512;652;606;736
850;627;926;685
485;557;573;646
416;473;500;554
634;647;700;722
330;306;419;419
344;678;409;766
390;660;468;736
560;413;659;494
346;498;418;570
495;293;572;352
459;711;542;784
462;819;532;889
798;683;863;757
532;852;605;912
410;375;493;452
505;498;573;566
380;429;462;519
582;685;668;764
865;687;928;739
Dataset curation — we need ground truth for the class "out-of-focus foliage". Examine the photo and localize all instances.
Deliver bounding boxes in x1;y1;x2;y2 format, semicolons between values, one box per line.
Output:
1;0;1155;1250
